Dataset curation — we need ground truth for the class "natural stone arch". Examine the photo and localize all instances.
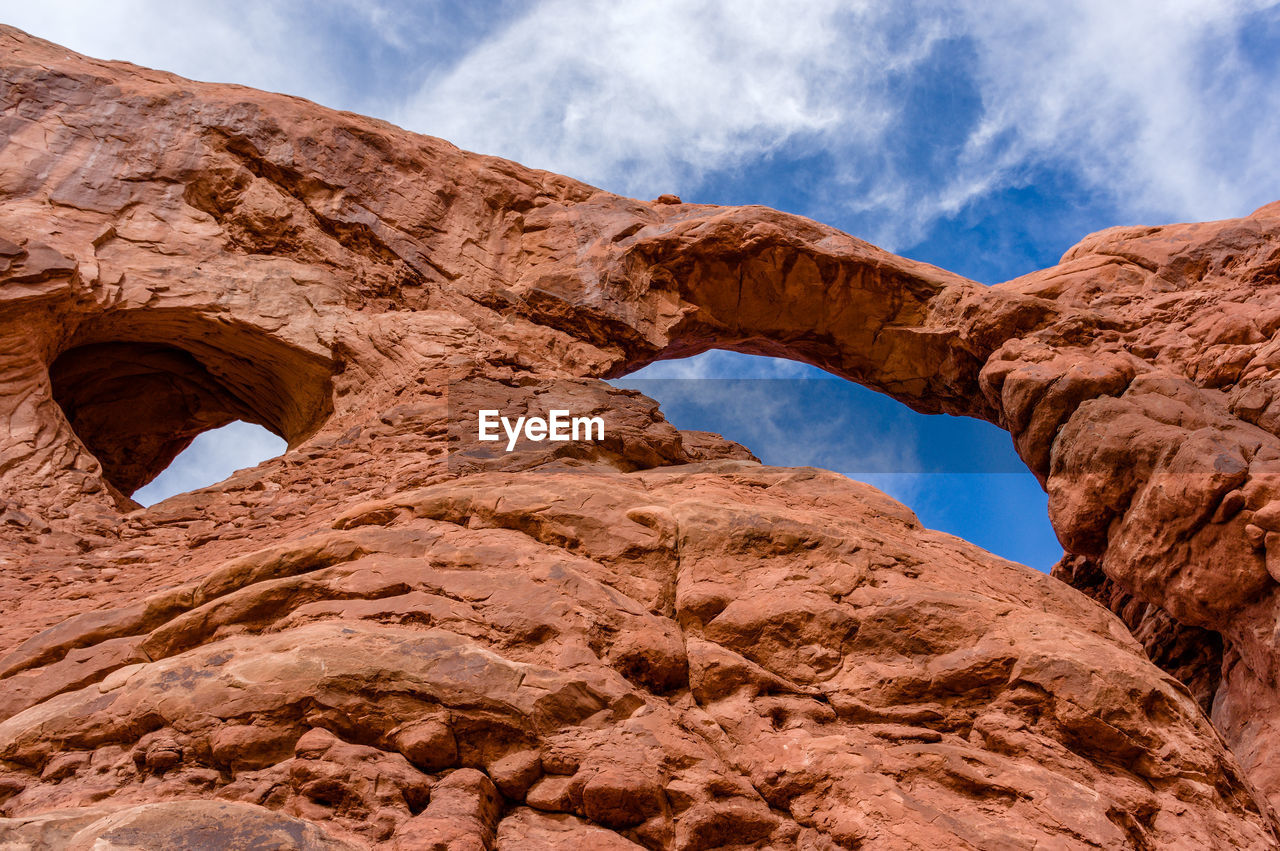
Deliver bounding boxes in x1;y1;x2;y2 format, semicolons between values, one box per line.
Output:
4;23;1280;845
46;311;333;499
506;192;1280;805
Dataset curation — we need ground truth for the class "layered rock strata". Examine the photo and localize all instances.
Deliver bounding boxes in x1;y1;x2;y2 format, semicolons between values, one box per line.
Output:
3;24;1280;849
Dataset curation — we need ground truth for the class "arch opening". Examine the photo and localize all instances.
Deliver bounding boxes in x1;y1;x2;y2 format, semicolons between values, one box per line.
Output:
47;312;333;502
614;350;1061;570
51;341;284;497
132;420;287;507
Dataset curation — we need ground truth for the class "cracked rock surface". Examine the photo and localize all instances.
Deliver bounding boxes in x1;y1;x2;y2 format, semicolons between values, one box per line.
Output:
3;23;1280;849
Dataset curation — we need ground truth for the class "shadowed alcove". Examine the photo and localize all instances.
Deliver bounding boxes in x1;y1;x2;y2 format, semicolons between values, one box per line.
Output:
47;312;333;501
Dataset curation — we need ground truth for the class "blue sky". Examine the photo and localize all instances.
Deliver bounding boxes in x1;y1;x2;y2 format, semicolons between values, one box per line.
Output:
10;1;1280;568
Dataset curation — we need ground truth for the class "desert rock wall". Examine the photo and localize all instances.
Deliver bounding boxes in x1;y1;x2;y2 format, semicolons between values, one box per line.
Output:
3;23;1280;848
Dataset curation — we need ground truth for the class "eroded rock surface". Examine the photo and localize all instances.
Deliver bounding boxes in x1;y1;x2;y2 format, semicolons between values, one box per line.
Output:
2;23;1280;849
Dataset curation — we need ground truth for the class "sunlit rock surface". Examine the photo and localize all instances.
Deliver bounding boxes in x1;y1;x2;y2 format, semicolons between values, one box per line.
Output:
3;23;1280;848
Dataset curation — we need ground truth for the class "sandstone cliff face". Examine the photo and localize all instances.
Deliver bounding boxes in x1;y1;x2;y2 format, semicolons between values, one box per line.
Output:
2;24;1280;849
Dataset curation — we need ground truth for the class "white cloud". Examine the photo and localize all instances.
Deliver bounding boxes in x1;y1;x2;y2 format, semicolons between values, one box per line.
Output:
953;0;1280;226
10;0;1276;249
0;1;343;103
399;0;916;195
400;0;1280;248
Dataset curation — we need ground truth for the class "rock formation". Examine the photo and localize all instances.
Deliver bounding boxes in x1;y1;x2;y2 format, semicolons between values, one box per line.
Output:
2;23;1280;849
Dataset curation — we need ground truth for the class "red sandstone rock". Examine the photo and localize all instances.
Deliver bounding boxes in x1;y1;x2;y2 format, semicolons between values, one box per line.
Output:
2;22;1280;849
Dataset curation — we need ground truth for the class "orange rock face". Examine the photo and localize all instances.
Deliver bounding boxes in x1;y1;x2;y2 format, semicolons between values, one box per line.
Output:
3;23;1280;849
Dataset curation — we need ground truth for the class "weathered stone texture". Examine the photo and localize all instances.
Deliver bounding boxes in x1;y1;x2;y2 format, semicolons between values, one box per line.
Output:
3;23;1280;849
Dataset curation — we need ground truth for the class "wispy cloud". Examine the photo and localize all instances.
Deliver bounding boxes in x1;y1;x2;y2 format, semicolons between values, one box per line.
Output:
400;0;1280;249
950;0;1280;228
1;0;513;117
399;1;919;197
401;1;888;191
4;1;337;103
12;1;1277;250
